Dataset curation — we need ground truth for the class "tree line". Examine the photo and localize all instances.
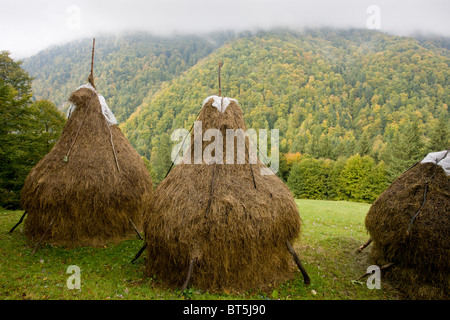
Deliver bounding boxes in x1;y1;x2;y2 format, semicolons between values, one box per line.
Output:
1;28;449;208
0;51;65;209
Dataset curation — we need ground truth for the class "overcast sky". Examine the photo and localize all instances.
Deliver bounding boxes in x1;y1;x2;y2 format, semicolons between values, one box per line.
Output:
1;0;449;59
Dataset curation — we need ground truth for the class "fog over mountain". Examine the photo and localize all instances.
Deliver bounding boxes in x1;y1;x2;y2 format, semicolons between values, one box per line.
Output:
1;0;449;58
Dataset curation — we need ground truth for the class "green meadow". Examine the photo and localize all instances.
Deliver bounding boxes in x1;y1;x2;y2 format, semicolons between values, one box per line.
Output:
0;199;401;300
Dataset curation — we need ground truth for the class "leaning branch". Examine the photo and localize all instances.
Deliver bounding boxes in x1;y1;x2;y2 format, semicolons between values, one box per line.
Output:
128;217;143;240
88;38;96;89
181;258;195;291
31;217;55;255
8;211;27;233
286;240;310;285
355;262;395;281
357;238;372;253
131;242;147;263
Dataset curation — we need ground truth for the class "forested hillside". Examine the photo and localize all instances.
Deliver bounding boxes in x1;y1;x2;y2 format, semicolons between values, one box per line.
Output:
121;29;449;186
21;28;450;200
22;32;233;122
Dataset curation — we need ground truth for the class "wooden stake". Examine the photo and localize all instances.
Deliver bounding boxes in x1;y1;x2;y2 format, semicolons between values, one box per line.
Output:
32;217;55;255
8;211;27;233
357;238;372;253
88;38;96;89
355;262;395;281
204;163;217;216
131;242;147;263
218;61;222;97
181;258;195;291
128;218;143;240
164;106;203;179
286;240;310;285
205;98;225;217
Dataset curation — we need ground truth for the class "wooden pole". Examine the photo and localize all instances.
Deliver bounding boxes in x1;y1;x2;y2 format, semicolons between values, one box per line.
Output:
8;211;27;233
31;217;55;255
88;38;96;89
286;240;310;285
128;218;143;240
218;61;222;97
204;163;217;216
131;242;147;263
355;263;395;281
357;238;372;253
181;258;195;291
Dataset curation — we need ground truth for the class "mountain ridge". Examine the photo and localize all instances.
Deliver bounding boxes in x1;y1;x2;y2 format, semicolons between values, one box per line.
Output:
21;28;450;182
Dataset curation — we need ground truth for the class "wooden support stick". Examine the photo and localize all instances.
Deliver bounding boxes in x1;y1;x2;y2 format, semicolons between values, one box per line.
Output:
357;238;372;253
88;38;96;89
286;240;310;285
181;258;195;291
31;217;55;255
128;218;143;240
91;38;95;76
131;242;147;263
218;61;222;97
355;262;395;281
8;211;27;233
164;106;203;179
204;164;217;216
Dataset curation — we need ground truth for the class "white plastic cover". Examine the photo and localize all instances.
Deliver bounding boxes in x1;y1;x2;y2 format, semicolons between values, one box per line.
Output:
202;95;238;113
66;83;118;126
421;150;450;175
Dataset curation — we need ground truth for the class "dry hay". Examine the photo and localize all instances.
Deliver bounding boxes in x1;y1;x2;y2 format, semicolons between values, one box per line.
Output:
144;98;302;293
365;162;450;299
21;87;153;247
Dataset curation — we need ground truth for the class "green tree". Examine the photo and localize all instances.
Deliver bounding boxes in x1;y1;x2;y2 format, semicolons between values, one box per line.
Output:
328;156;347;199
357;130;372;156
150;132;172;186
382;121;426;182
427;113;450;152
287;157;327;199
339;154;387;202
0;51;35;208
30;100;66;155
0;52;65;208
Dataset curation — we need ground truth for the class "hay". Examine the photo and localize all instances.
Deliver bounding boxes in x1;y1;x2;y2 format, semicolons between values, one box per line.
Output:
21;87;153;247
365;162;450;299
144;98;302;293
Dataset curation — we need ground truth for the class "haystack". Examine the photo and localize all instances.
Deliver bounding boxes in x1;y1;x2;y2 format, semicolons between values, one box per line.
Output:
364;150;450;299
143;96;307;293
20;83;153;247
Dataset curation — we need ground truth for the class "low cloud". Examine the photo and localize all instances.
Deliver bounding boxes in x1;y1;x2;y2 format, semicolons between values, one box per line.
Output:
1;0;449;58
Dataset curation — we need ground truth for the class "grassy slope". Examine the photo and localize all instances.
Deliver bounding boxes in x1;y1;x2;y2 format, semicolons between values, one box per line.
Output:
0;200;401;300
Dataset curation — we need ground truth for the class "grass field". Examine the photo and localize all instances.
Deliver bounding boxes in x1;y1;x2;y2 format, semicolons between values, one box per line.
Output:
0;199;403;300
